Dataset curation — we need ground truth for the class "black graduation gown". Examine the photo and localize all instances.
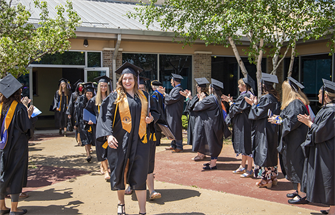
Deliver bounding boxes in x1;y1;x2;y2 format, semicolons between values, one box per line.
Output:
53;90;69;128
277;99;308;184
165;85;184;142
75;95;94;146
225;92;252;156
85;96;107;161
0;103;32;195
185;95;200;146
301;104;335;205
66;92;81;131
248;94;280;167
192;96;231;157
96;91;160;190
152;90;166;145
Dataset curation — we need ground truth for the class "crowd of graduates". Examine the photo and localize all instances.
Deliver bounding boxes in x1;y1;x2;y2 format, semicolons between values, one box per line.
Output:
0;60;333;214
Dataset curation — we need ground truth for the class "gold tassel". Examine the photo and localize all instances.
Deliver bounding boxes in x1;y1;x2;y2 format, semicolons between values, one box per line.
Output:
88;126;92;133
153;133;156;141
102;141;108;149
149;133;152;140
142;134;147;144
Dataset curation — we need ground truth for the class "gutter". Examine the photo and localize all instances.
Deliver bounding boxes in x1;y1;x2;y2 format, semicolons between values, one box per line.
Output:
113;34;122;88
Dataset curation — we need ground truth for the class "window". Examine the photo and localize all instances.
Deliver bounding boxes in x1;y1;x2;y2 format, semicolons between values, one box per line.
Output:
159;55;192;93
32;51;85;65
122;53;158;92
17;74;30;97
88;52;102;67
301;54;332;100
283;57;299;81
211;56;266;97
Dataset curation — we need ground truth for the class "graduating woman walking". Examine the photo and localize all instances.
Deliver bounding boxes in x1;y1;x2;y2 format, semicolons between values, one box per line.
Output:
96;62;160;215
53;78;70;136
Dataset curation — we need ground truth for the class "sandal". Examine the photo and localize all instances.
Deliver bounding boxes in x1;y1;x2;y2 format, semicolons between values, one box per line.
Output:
192;155;206;161
149;191;161;200
125;186;132;195
256;179;272;188
117;204;125;215
240;170;253;178
232;166;245;174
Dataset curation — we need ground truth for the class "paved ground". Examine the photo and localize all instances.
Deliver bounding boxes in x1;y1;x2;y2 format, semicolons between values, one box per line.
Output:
5;132;327;215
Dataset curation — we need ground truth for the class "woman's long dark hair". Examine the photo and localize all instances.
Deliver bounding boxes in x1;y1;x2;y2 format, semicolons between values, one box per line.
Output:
262;83;280;101
1;89;21;124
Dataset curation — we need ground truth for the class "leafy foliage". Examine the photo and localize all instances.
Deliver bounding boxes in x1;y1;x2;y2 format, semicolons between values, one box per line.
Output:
0;0;81;77
130;0;335;95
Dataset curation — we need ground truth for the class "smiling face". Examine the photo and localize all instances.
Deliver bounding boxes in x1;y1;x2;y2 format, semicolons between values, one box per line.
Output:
60;82;66;90
100;82;108;93
86;91;93;100
122;73;135;91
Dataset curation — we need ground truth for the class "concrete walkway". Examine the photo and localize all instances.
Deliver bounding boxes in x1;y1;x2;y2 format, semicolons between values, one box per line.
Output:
7;133;324;215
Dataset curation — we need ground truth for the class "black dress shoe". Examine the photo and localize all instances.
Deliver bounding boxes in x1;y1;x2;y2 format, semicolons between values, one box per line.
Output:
286;191;298;198
86;156;92;162
288;196;309;204
203;165;217;170
203;163;210;166
320;209;329;214
9;209;27;215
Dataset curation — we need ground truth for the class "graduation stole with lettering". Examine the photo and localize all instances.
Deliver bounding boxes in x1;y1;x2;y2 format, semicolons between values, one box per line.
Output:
118;90;148;142
0;101;18;150
58;94;68;111
102;90;149;149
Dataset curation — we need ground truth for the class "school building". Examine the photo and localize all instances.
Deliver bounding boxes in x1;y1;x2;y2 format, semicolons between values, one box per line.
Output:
16;0;334;128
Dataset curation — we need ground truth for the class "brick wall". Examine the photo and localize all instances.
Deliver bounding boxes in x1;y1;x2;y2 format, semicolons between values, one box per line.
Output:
103;50;123;82
193;53;211;92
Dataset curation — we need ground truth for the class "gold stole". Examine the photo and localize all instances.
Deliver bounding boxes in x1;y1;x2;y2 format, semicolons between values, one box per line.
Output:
102;91;148;149
0;101;18;149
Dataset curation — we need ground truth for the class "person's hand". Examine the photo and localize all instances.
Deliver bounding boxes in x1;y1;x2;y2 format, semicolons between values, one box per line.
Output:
68;115;71;119
221;94;233;103
88;120;93;125
108;135;118;149
252;95;258;105
21;96;31;107
244;96;253;105
145;112;154;124
199;92;206;101
27;105;34;118
56;108;60;111
74;126;77;130
179;90;188;97
297;114;313;128
158;86;165;94
268;115;278;124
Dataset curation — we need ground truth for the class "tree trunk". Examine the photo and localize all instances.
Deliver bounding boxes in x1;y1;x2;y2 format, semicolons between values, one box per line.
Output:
228;37;248;77
287;42;296;77
256;39;264;98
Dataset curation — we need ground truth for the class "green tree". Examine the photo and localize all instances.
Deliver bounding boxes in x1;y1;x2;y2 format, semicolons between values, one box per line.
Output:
0;0;81;77
130;0;335;96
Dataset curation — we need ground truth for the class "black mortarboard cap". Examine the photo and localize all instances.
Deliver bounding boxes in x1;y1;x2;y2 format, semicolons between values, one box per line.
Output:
0;74;22;98
261;73;278;84
139;76;150;85
151;80;162;86
171;73;184;82
94;75;112;83
74;79;83;87
115;62;143;77
195;77;209;87
59;78;69;85
83;83;95;93
288;77;304;91
243;74;256;91
322;79;335;93
211;78;224;90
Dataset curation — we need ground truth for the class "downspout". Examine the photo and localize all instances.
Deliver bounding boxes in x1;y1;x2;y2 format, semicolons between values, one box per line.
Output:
113;34;121;88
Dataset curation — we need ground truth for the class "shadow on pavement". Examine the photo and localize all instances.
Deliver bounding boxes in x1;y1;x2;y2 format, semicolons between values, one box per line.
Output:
215;163;240;171
132;189;201;205
19;200;82;214
22;188;73;202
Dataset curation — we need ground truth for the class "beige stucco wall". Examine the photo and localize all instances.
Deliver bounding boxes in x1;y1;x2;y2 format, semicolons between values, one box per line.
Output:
69;37;333;58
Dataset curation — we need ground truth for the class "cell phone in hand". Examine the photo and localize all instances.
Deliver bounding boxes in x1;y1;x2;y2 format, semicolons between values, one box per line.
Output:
267;109;273;117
